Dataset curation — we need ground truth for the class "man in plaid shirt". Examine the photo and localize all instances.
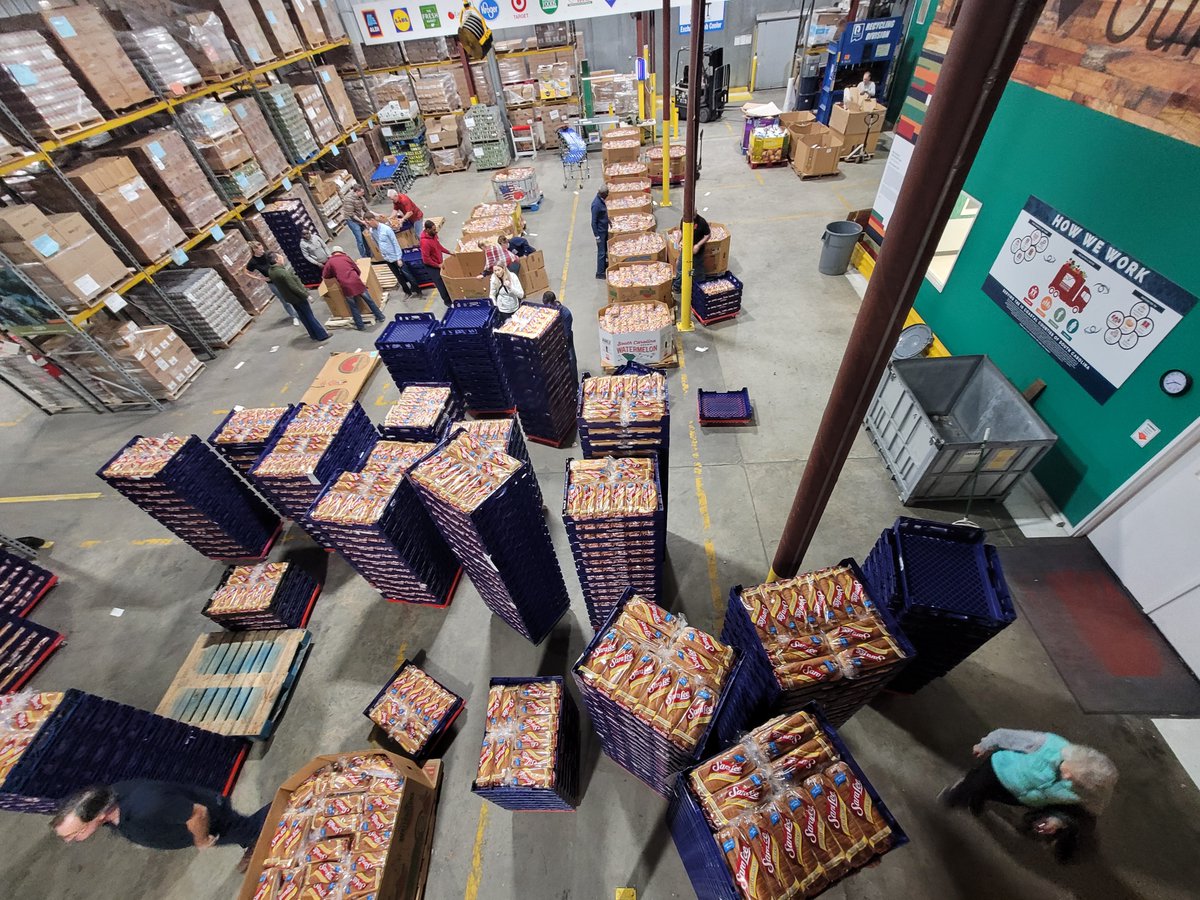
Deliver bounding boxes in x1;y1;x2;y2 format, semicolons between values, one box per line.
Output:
483;241;520;275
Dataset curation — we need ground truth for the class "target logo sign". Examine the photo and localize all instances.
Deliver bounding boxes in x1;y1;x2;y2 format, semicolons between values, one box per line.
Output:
512;0;527;11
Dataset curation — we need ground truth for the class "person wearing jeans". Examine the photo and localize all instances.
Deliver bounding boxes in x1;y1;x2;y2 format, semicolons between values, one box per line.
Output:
267;253;329;342
367;215;421;297
342;185;372;258
246;240;297;322
591;186;609;279
322;247;385;330
420;220;453;306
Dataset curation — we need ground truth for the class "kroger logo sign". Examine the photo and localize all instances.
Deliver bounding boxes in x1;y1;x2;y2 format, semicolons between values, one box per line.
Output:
479;0;500;19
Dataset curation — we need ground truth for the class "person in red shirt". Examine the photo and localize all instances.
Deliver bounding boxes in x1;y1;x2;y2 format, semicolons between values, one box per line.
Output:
387;190;424;236
420;220;453;306
321;247;385;330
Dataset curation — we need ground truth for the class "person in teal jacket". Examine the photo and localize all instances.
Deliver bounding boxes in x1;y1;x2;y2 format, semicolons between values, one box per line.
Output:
942;729;1117;861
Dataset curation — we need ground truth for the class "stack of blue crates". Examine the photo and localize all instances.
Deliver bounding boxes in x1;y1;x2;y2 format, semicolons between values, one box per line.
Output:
562;455;666;630
201;561;322;631
308;441;462;606
401;247;433;289
375;313;451;390
471;676;581;811
571;589;753;797
262;198;323;285
0;689;247;813
666;703;909;900
439;301;514;415
247;403;379;534
577;364;672;500
99;435;281;561
380;383;462;442
691;271;744;325
0;546;57;618
208;406;298;478
862;517;1017;694
494;302;577;446
410;433;569;643
721;559;916;730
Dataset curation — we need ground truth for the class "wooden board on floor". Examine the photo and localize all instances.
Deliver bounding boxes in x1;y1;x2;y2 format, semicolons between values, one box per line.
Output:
156;629;310;738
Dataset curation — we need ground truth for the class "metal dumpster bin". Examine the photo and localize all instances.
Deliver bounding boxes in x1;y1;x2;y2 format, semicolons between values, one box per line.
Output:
864;355;1057;504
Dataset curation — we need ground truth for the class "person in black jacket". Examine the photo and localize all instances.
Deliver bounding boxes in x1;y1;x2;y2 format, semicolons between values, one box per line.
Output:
591;186;609;279
267;252;330;342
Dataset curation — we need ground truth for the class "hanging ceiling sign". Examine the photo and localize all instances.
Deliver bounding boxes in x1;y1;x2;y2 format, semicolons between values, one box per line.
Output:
679;0;724;34
353;0;700;44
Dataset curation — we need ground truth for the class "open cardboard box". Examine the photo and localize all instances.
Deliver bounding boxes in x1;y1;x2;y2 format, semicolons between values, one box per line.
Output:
300;351;381;405
237;751;442;900
792;129;842;177
606;263;674;306
318;258;385;318
598;300;676;367
442;253;490;300
666;221;731;275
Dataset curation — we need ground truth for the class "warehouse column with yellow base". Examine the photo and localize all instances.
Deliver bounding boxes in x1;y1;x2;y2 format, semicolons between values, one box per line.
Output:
660;0;672;209
677;0;706;332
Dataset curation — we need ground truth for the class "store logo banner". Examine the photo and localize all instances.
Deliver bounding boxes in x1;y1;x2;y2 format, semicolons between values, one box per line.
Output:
540;0;559;13
480;0;500;18
419;4;441;27
391;7;412;31
512;0;527;12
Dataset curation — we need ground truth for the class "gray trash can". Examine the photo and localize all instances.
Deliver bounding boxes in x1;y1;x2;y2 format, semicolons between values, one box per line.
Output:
819;220;863;275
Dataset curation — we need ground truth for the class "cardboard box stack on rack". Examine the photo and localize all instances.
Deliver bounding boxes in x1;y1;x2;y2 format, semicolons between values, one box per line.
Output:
294;83;339;145
262;84;320;163
171;11;242;81
0;31;103;140
116;26;203;96
428;114;469;174
82;321;203;401
189;231;277;316
115;131;228;236
226;97;291;183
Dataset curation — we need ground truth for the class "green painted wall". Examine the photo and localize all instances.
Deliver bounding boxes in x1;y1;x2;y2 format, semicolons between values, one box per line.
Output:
886;1;936;122
913;81;1200;525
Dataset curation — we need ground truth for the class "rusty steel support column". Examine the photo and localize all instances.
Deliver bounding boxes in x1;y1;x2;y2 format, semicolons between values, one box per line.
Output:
768;0;1048;579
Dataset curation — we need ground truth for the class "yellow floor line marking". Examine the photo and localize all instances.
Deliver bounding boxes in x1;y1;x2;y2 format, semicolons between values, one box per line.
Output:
395;642;408;668
374;393;390;406
753;171;765;186
423;292;436;313
131;538;174;546
834;190;852;211
0;492;102;504
616;891;637;900
560;191;580;300
463;802;490;900
706;539;723;623
680;372;689;394
279;382;291;395
676;336;685;369
688;421;710;530
79;540;103;549
212;409;230;415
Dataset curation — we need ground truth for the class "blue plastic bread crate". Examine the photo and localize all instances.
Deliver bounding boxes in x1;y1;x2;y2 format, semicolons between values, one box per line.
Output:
571;587;755;797
379;382;463;442
721;559;915;730
577;365;671;500
472;676;581;811
375;313;450;388
208;406;298;478
201;560;322;630
697;389;753;426
667;702;909;900
0;546;58;618
363;660;465;762
440;302;514;413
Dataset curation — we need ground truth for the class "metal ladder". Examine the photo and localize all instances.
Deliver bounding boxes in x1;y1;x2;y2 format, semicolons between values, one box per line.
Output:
511;125;537;160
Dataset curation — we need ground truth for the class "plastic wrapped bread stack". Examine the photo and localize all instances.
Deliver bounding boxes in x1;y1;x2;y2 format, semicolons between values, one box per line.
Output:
494;303;577;446
380;384;461;442
202;561;321;631
668;708;908;900
134;269;251;350
0;31;101;140
365;662;463;757
472;677;581;810
722;562;915;727
309;441;460;605
209;406;297;476
572;592;748;796
410;431;570;643
453;414;530;466
247;401;379;533
563;456;666;628
98;434;281;560
261;84;320;163
116;27;203;96
577;367;672;498
413;72;460;115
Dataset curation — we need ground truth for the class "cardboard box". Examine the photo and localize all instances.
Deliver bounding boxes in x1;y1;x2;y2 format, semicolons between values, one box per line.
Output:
227;97;290;183
793;126;844;176
312;65;357;130
314;0;346;41
115;131;228;234
299;352;383;406
606;263;674;306
601;126;641;145
779;111;817;129
39;6;154;115
251;0;303;58
828;100;886;140
0;206;57;244
666;222;731;275
608;233;667;265
602;142;642;165
603;163;650;186
0;212;128;310
287;0;328;49
234;753;439;900
319;257;385;316
194;0;275;66
97;324;202;398
831;127;882;155
607;195;654;216
598;301;675;367
189;230;276;315
441;253;490;301
518;250;550;294
607;181;651;198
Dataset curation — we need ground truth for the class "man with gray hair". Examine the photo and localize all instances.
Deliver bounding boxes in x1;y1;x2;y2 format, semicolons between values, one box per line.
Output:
52;780;270;872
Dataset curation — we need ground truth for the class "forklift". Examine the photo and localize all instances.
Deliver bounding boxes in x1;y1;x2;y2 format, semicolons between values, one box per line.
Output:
674;45;730;124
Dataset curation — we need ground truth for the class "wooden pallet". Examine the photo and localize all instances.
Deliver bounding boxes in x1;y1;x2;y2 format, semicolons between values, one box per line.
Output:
212;316;256;349
156;629;311;739
160;362;206;402
44;116;106;141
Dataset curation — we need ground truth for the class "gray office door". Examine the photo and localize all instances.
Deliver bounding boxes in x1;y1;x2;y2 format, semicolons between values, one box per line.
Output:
753;13;802;91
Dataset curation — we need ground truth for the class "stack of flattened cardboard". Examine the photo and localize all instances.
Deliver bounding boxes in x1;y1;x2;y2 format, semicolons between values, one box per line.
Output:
116;131;227;235
0;207;127;313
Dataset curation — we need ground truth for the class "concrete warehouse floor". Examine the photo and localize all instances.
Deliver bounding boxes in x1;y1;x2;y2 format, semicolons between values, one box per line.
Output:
1;113;1199;900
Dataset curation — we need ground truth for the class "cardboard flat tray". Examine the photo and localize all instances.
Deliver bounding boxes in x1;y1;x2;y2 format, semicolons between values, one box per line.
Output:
156;629;311;739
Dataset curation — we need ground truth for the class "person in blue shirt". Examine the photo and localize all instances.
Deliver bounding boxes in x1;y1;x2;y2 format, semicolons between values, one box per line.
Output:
942;729;1117;861
541;291;577;385
501;233;535;259
367;215;421;298
591;186;609;279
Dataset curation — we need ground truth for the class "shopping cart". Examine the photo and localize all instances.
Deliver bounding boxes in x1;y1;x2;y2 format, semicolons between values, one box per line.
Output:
557;126;590;189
